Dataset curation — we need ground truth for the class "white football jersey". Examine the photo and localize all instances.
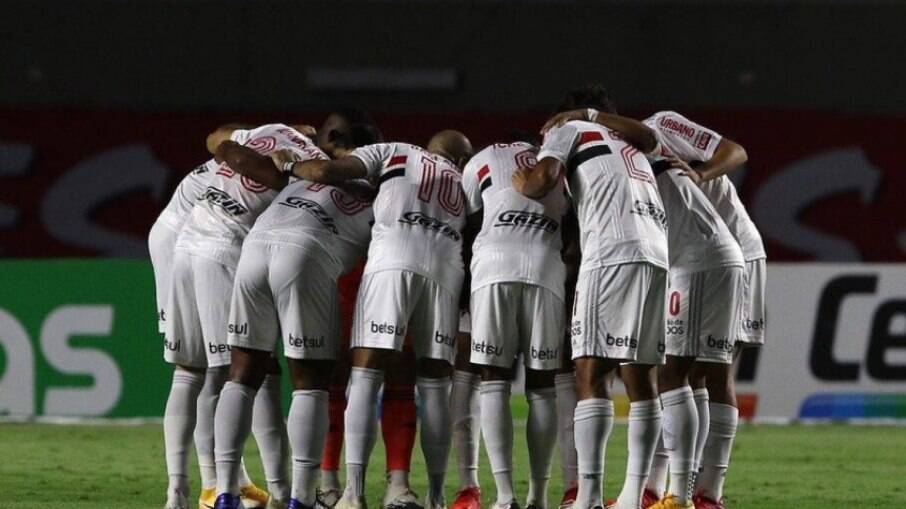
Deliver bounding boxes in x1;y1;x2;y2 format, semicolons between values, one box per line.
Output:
176;123;327;266
645;111;766;261
155;160;217;230
538;120;668;271
249;179;374;276
351;143;465;295
463;142;569;299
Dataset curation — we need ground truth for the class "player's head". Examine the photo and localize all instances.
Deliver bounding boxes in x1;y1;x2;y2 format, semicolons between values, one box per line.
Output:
427;130;474;170
503;129;541;147
557;84;617;114
318;107;383;158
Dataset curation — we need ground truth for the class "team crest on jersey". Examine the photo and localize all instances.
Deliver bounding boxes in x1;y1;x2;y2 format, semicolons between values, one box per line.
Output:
398;211;461;240
202;187;248;216
494;210;559;232
278;196;339;234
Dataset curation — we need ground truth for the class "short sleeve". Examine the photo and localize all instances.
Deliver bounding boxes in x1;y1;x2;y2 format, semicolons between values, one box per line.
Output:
649;111;723;162
351;143;395;178
537;123;581;165
461;158;485;215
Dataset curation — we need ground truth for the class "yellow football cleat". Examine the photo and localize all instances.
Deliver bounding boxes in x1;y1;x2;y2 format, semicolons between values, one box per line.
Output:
648;493;695;509
240;483;271;508
198;487;217;509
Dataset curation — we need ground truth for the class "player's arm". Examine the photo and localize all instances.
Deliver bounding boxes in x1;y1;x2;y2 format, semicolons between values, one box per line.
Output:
561;208;581;316
288;157;368;185
688;137;747;182
541;109;658;154
206;123;253;155
336;179;377;202
215;140;289;190
512;158;562;199
459;210;482;310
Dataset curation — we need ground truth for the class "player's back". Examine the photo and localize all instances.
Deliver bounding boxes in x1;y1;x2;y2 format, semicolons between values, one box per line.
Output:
542;120;668;271
154;160;216;231
178;124;324;257
350;142;465;294
250;178;374;275
464;142;569;297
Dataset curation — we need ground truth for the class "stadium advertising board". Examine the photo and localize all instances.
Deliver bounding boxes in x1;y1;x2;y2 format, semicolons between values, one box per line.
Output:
0;260;903;420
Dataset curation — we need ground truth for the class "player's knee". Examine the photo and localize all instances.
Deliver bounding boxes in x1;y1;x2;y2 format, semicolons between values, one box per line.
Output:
351;347;389;370
287;359;334;391
416;358;452;378
480;364;511;382
524;367;555;390
227;347;268;389
574;357;612;400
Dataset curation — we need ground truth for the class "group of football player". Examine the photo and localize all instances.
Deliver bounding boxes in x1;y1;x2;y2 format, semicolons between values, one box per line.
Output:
149;84;766;509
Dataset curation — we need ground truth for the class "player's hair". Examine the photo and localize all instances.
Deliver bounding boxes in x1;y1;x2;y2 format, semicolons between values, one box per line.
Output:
330;107;384;148
556;84;617;114
503;128;541;146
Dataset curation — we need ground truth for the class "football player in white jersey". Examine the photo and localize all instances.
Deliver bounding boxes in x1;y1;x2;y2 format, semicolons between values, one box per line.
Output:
206;117;380;509
161;120;356;509
460;138;571;509
644;112;757;509
513;86;667;509
285;131;474;509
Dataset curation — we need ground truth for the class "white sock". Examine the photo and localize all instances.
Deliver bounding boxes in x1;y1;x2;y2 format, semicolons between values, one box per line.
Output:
164;368;205;497
238;458;253;488
417;376;453;505
527;387;557;508
322;470;341;491
214;381;257;496
386;470;411;500
554;373;579;490
451;370;481;490
615;399;662;509
344;367;384;499
252;374;290;501
480;380;515;504
646;434;669;497
692;389;710;474
660;386;698;503
288;389;329;506
697;403;738;501
574;398;614;509
196;367;229;489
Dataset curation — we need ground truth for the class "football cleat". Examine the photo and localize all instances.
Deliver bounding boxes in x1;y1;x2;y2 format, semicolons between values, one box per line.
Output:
491;501;520;509
525;504;544;509
642;489;660;509
451;487;481;509
214;493;244;509
267;496;288;509
647;494;694;509
558;487;578;509
336;495;368;509
425;497;447;509
165;491;189;509
199;487;218;509
240;483;271;509
288;499;316;509
317;489;343;509
691;495;723;509
384;489;424;509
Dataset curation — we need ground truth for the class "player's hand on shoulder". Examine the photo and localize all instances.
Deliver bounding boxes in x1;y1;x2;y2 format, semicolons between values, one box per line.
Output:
665;155;703;184
511;167;531;194
293;124;317;138
214;140;243;163
541;109;590;134
269;149;296;169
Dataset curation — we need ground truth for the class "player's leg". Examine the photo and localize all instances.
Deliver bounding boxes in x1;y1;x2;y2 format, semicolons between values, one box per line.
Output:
572;356;618;509
470;284;519;509
381;344;420;509
612;266;666;509
251;357;290;506
451;310;482;509
339;270;413;509
162;248;207;509
554;338;578;509
688;365;710;485
410;275;458;509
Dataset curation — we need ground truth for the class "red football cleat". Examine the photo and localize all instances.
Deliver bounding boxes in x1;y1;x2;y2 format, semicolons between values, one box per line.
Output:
642;489;661;508
692;494;726;509
558;486;578;509
452;487;481;509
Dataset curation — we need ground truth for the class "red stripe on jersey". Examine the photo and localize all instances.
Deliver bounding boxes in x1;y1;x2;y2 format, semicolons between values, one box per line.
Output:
477;165;490;181
388;155;408;166
579;131;604;145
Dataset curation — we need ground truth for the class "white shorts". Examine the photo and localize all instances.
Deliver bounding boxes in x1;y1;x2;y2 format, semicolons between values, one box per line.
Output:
470;283;565;371
737;258;766;345
666;265;745;364
351;270;458;363
148;219;180;334
163;249;235;368
570;263;666;365
227;240;339;360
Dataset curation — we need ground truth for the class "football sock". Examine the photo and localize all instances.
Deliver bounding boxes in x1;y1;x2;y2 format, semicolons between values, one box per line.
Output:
253;374;290;501
288;389;329;506
697;403;738;501
481;380;515;505
382;382;417;475
386;470;411;500
417;376;453;504
196;367;228;490
554;372;579;489
344;367;383;499
214;381;256;496
692;389;710;474
660;386;698;503
164;367;205;497
615;399;662;509
321;384;346;489
574;398;614;509
526;387;557;508
451;370;482;490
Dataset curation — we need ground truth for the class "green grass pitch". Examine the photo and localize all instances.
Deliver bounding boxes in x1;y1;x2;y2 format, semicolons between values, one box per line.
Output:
2;409;904;508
